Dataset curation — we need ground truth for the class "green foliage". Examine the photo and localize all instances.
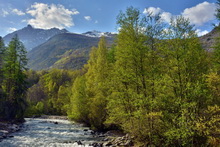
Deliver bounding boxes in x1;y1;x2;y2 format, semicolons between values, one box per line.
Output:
216;0;220;21
87;37;110;130
106;7;167;145
196;105;220;146
0;37;5;99
25;69;82;116
0;35;28;121
68;76;89;124
206;72;220;106
25;101;44;117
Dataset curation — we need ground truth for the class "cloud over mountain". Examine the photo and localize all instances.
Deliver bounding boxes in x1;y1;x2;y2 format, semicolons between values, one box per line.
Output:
26;3;79;29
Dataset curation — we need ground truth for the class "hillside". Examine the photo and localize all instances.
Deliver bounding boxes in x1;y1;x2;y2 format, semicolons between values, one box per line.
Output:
25;25;219;71
27;33;115;70
3;25;68;51
199;26;220;51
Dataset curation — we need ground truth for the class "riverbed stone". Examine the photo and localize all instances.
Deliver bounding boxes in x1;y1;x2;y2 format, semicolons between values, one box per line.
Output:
103;141;112;146
90;142;103;147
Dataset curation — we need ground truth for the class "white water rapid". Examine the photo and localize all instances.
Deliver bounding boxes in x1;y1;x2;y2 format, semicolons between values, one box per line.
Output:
0;118;103;147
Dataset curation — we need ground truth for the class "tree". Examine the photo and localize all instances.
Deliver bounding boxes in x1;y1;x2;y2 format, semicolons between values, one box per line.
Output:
2;35;28;121
86;37;110;130
0;37;5;85
216;0;220;21
106;7;164;144
0;37;5;118
163;16;209;146
68;75;89;124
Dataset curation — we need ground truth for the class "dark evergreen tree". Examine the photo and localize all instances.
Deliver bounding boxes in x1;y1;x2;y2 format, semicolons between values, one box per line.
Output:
2;35;28;121
0;36;5;92
0;37;6;118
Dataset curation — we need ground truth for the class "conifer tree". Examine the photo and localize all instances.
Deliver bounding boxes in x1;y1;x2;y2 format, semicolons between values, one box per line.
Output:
0;37;5;118
86;37;110;130
68;75;89;124
2;35;28;120
0;37;5;93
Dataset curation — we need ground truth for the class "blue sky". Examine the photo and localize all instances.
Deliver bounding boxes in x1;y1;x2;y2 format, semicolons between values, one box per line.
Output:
0;0;217;36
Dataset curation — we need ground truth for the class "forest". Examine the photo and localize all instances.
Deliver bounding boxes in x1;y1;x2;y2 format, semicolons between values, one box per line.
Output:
0;6;220;147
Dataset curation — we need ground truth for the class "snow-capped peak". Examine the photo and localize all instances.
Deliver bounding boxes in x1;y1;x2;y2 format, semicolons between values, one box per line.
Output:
82;30;115;38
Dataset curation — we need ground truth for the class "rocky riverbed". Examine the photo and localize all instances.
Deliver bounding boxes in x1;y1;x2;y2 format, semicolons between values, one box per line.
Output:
0;122;22;141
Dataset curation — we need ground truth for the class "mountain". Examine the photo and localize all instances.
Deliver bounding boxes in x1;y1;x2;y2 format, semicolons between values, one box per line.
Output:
199;26;220;51
3;25;68;51
27;32;116;70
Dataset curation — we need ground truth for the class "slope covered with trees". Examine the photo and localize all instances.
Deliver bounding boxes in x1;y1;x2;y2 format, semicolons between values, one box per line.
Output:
27;33;115;70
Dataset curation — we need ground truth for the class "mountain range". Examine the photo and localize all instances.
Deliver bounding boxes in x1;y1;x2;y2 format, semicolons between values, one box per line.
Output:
1;25;219;71
3;25;68;51
2;25;116;70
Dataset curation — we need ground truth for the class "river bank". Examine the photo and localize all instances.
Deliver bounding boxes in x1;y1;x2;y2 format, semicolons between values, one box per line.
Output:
0;121;22;141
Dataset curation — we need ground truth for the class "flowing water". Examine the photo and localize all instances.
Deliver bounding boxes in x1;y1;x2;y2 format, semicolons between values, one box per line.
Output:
0;118;103;147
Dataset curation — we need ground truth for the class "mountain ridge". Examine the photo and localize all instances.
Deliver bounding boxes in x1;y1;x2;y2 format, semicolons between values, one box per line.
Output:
27;32;116;70
3;25;218;71
3;25;68;51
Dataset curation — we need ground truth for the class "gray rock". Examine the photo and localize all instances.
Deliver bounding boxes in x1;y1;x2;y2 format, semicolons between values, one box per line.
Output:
103;141;112;146
76;140;83;145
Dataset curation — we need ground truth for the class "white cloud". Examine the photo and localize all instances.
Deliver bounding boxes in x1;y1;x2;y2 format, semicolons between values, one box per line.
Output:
22;19;27;23
182;2;216;26
26;3;79;29
143;2;216;26
143;7;172;23
95;20;98;24
1;9;9;17
84;16;91;21
143;7;161;16
7;27;17;33
196;29;209;36
12;9;25;16
71;9;80;15
160;12;172;23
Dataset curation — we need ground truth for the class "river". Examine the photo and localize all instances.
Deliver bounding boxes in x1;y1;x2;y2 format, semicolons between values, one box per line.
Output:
0;118;104;147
